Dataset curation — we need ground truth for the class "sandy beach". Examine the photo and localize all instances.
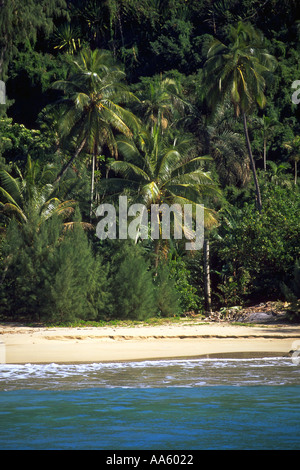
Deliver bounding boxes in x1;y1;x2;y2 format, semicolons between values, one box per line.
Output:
1;321;300;364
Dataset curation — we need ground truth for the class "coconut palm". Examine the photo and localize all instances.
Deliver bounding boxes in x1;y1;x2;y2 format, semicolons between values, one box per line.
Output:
254;115;277;171
207;102;250;187
0;156;76;228
203;21;277;212
99;125;219;267
135;75;191;134
51;48;141;215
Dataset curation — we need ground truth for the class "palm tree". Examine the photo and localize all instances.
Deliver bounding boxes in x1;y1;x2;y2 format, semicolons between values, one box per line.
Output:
283;136;300;185
0;156;76;228
266;161;291;186
51;48;141;215
207;101;250;187
255;115;277;171
71;0;108;48
135;75;191;135
99;125;219;268
203;21;277;212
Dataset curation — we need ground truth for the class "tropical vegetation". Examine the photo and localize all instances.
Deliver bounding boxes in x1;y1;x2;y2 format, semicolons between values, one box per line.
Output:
0;0;299;323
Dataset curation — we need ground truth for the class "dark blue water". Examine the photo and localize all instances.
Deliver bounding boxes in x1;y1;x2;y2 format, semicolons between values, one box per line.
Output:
1;358;300;450
1;386;300;450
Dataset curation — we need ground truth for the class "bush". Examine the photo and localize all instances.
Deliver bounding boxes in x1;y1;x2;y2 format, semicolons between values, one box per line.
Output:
281;259;300;320
168;257;201;313
213;184;300;303
108;241;157;321
0;210;107;323
155;263;181;317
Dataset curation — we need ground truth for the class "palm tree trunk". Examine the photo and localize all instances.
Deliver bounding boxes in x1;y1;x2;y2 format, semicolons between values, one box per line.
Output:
90;152;96;220
204;238;212;314
54;137;87;185
154;239;160;275
263;137;267;172
242;112;262;213
0;36;7;80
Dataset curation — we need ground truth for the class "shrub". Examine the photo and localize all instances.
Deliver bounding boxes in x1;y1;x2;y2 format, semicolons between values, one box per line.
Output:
108;241;157;320
0;210;107;323
281;259;300;320
155;263;181;317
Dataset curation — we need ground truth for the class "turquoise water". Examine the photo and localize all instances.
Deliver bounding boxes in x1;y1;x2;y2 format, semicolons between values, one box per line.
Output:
1;358;300;450
1;386;300;450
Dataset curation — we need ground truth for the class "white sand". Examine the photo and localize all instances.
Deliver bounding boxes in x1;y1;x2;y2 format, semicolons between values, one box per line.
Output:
1;321;300;364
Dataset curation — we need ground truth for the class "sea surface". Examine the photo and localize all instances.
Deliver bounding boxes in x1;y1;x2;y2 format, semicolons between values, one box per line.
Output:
0;356;300;450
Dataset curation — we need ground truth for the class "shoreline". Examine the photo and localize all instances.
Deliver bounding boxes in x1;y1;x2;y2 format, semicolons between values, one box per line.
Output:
1;321;300;364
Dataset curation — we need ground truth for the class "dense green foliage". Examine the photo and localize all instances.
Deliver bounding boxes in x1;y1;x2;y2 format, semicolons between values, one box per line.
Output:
0;0;299;322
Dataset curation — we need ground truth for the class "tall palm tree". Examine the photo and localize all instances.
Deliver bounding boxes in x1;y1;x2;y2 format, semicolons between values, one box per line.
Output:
255;115;277;171
51;48;141;215
99;125;219;267
207;102;250;188
203;21;277;212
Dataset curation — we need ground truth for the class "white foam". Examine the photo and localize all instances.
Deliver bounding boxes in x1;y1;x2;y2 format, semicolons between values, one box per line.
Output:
0;357;298;390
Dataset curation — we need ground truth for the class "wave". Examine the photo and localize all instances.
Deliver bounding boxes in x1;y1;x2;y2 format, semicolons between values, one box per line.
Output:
1;357;300;391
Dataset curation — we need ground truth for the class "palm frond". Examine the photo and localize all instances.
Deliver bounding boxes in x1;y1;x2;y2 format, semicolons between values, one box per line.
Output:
157;149;183;181
110;160;150;181
0;186;23;214
0;202;27;222
0;170;22;205
140;181;160;205
116;137;142;164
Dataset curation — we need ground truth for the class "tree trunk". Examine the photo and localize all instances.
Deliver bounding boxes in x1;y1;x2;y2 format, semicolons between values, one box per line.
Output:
263;137;267;172
204;238;212;315
0;34;7;81
242;112;262;213
90;152;96;220
154;239;160;276
54;137;87;185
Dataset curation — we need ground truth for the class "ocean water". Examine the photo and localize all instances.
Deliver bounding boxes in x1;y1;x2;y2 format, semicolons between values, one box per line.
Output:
0;357;300;450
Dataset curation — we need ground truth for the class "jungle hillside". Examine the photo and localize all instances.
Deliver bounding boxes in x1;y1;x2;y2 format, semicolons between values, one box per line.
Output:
0;0;299;324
